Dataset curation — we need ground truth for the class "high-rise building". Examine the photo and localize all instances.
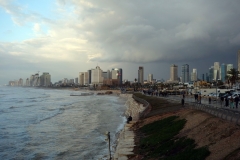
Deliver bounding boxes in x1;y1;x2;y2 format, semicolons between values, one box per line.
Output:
84;72;89;85
202;74;204;81
25;78;30;86
88;70;92;85
40;72;51;86
138;66;144;85
209;66;214;82
29;74;40;86
91;66;104;84
79;72;84;85
238;50;240;72
148;74;153;83
213;62;220;80
170;64;178;81
181;64;189;83
221;63;227;82
102;70;110;80
75;78;78;84
18;78;23;86
191;68;197;81
111;68;122;85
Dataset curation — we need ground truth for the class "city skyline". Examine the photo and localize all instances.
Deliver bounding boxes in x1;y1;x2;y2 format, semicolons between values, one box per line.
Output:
5;60;237;85
1;1;240;85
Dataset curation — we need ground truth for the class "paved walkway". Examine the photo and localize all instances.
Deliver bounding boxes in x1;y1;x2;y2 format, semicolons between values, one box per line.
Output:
113;121;136;160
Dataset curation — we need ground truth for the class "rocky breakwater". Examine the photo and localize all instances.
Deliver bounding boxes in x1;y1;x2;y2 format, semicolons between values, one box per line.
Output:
114;94;146;160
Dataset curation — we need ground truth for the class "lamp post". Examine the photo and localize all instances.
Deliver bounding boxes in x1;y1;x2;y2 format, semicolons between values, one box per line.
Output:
105;131;111;160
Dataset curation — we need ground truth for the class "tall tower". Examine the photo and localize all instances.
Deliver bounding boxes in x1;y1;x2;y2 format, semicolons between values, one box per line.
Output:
209;66;214;82
214;62;220;80
191;68;197;81
111;68;123;85
238;50;240;72
148;74;153;82
170;64;178;81
91;66;104;84
138;66;144;85
221;63;227;82
181;64;189;83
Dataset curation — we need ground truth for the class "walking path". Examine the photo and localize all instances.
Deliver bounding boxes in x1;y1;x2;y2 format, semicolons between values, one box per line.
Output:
155;94;240;125
113;121;136;160
114;94;148;160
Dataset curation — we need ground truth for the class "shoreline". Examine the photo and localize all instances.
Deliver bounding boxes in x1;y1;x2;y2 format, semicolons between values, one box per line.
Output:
113;94;146;159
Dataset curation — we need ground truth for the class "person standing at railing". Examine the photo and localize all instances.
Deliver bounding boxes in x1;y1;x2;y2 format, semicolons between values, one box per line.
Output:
198;95;201;104
209;96;211;104
181;98;185;107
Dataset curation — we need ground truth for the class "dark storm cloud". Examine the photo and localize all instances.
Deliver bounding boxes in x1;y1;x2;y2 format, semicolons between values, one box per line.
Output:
66;0;240;64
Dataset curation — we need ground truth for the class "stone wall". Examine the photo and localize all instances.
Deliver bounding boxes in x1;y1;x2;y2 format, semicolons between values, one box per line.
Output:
120;94;145;121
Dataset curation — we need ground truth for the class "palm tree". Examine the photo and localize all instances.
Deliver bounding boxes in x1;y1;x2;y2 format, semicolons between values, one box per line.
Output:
226;68;239;88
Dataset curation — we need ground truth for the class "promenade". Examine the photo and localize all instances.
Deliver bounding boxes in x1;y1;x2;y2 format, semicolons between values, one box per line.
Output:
155;94;240;125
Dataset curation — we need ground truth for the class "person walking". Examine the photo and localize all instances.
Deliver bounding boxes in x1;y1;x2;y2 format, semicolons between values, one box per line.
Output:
209;96;211;104
199;95;201;104
235;95;239;109
181;98;185;107
220;96;224;107
194;94;197;102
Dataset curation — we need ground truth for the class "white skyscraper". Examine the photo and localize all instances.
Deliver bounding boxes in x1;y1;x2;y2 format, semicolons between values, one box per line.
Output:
213;62;220;80
148;74;153;82
84;72;89;85
191;68;197;81
91;66;104;84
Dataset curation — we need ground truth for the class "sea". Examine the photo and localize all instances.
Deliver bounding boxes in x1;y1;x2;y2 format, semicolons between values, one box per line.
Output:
0;86;127;160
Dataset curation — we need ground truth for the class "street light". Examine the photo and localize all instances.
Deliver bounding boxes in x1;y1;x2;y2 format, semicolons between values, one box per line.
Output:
105;131;111;160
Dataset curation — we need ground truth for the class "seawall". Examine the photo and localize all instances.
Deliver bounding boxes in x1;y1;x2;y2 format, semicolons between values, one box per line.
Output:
113;94;145;160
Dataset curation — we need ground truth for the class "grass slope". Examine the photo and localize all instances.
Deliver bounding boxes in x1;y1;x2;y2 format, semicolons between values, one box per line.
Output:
133;93;210;159
138;116;210;160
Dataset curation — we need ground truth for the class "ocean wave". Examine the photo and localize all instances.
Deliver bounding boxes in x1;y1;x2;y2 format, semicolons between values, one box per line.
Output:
24;105;34;107
38;107;65;123
9;106;18;109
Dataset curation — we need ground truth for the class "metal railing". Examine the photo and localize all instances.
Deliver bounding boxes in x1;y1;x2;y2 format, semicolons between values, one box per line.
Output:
161;95;240;125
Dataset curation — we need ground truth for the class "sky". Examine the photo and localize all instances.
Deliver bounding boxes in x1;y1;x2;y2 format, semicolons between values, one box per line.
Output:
1;0;240;85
